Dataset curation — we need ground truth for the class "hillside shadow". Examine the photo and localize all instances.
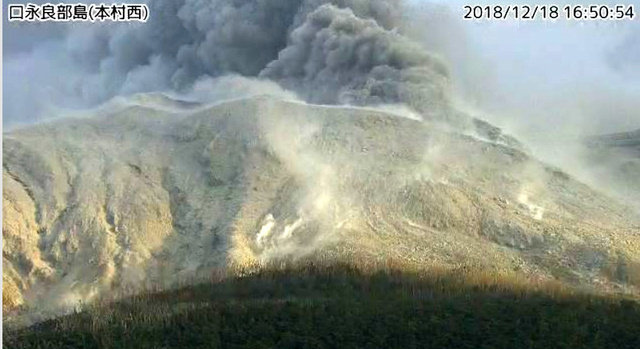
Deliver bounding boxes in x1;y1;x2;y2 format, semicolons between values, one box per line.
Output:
5;262;640;349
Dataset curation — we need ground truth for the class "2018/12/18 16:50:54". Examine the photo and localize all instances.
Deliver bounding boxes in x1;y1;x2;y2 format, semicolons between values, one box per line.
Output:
463;4;636;20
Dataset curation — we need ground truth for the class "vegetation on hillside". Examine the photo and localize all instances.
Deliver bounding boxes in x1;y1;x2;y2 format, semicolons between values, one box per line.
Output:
5;262;640;349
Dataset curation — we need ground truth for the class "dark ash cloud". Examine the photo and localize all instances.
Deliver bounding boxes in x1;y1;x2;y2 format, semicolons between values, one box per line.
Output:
260;4;451;117
5;0;459;126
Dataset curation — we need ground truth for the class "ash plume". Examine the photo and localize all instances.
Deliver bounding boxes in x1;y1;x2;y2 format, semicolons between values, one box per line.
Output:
5;1;640;325
259;4;451;118
6;0;452;125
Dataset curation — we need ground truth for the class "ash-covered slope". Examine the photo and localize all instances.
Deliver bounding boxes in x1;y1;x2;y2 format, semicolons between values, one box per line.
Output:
3;96;640;320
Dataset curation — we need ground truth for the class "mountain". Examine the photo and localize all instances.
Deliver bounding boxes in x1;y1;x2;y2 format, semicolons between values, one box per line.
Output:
587;129;640;149
3;96;640;323
583;129;640;210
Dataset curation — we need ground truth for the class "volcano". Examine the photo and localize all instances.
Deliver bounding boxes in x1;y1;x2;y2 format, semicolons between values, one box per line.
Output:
4;95;640;323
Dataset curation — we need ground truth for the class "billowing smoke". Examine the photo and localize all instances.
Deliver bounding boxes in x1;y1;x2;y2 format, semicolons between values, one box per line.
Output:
5;1;640;325
5;0;639;206
259;5;449;113
6;0;458;126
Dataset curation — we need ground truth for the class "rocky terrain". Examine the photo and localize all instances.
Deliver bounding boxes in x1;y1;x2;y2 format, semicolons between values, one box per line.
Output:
3;95;640;324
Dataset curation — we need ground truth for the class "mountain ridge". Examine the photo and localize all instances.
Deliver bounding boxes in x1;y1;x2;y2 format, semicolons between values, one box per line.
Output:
4;96;640;324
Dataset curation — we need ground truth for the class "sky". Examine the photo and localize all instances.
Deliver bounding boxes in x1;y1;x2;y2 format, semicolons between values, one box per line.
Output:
421;0;640;135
